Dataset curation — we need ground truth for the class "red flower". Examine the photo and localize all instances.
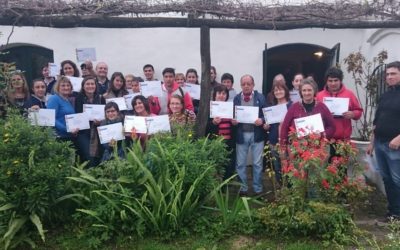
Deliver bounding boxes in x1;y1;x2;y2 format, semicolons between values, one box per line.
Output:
327;165;338;175
322;179;330;189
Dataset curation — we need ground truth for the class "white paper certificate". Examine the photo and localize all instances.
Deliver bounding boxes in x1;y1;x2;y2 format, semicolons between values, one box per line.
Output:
106;97;128;111
83;104;105;121
65;113;90;132
48;63;60;77
289;90;301;103
262;104;288;124
124;93;140;110
146;115;171;135
184;83;201;100
76;48;97;62
66;76;84;92
294;113;325;137
323;97;349;116
210;101;234;119
140;81;163;97
28;109;55;126
97;122;125;144
124;116;147;133
235;106;259;124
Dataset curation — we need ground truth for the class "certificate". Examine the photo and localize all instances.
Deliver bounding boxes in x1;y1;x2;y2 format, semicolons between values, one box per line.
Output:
83;104;105;121
124;116;147;133
76;48;97;62
106;97;128;111
124;93;140;110
184;83;201;100
48;63;60;77
210;101;233;119
262;103;287;124
66;76;84;92
28;109;55;126
146;115;171;135
235;106;259;124
140;81;163;97
289;90;301;103
323;97;349;116
294;113;325;137
65;113;90;132
97;122;125;144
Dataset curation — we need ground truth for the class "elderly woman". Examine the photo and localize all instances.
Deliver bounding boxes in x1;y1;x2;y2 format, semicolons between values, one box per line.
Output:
280;78;335;145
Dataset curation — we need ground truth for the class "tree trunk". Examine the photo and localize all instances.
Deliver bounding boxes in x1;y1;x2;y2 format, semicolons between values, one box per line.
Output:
195;25;211;138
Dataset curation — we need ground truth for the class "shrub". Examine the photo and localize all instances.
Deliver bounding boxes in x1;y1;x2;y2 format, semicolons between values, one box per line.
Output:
67;131;229;244
0;111;74;249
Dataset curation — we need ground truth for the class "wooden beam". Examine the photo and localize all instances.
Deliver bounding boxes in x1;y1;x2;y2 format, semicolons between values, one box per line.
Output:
195;25;211;138
1;16;400;30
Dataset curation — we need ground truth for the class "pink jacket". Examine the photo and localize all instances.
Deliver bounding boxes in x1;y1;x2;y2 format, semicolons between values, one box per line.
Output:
316;85;363;140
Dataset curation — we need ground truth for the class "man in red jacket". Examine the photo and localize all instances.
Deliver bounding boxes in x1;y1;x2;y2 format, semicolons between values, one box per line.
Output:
316;67;363;141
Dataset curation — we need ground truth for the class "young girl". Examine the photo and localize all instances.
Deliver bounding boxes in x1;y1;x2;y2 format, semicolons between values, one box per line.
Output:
75;76;106;167
24;79;47;110
7;72;30;110
175;73;186;88
186;68;200;114
103;72;129;99
100;102;125;162
206;85;236;180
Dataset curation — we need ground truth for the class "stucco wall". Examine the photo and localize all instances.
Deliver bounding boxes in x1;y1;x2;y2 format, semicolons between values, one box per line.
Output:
0;25;398;92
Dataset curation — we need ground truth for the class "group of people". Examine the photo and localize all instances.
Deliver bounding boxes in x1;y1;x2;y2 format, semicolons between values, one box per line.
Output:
4;59;400;221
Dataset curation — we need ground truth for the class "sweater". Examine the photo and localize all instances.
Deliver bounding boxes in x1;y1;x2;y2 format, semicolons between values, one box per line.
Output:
316;84;363;140
47;94;75;138
280;101;336;144
373;85;400;142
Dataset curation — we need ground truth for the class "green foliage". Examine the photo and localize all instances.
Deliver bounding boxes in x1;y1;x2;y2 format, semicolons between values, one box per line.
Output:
258;190;356;245
0;61;16;117
0;111;75;249
66;132;229;245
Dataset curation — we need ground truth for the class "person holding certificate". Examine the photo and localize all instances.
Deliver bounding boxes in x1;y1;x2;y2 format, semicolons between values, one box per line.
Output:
280;78;336;145
24;79;47;110
100;102;125;162
316;67;363;141
168;95;196;133
263;80;292;184
206;85;236;180
103;72;129;99
232;75;266;196
47;76;76;141
75;76;106;167
127;95;154;149
186;68;200;114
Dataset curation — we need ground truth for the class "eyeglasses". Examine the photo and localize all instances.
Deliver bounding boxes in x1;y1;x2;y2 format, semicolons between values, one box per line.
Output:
106;109;117;113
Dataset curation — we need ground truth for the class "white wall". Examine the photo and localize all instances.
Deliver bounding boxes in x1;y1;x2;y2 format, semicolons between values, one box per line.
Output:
1;25;398;92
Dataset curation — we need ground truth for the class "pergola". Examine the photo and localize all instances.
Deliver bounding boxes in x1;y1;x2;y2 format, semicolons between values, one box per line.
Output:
1;0;399;136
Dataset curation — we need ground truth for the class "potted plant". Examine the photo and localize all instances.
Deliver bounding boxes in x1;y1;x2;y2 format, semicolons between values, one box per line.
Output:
343;50;388;142
343;50;388;195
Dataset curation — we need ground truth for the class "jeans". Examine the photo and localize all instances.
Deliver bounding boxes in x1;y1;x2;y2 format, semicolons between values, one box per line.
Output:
375;138;400;216
236;132;264;193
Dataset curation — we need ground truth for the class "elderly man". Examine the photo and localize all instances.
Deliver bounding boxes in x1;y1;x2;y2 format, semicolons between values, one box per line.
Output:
368;61;400;221
232;75;266;196
95;62;109;95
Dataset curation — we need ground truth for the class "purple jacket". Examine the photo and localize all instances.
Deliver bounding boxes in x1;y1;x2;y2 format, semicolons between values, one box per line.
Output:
280;101;336;144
